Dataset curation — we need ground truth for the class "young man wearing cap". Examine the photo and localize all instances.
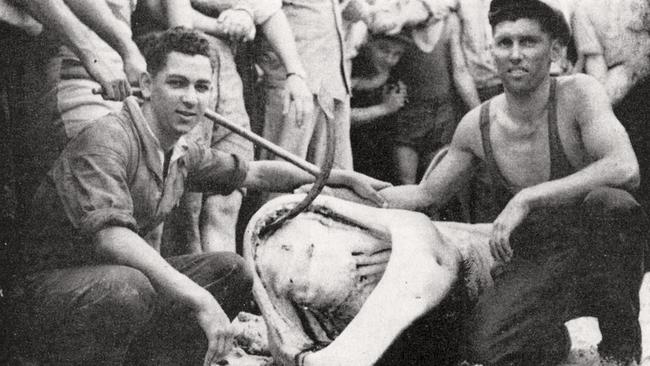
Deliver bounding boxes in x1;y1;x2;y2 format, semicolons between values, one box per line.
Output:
377;0;647;364
7;27;389;365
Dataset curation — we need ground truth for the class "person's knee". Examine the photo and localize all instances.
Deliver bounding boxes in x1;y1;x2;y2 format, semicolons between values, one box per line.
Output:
463;335;493;365
99;266;157;328
463;322;570;366
582;187;640;218
205;252;254;292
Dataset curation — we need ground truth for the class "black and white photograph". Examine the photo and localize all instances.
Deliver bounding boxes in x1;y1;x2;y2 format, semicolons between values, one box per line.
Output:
1;0;650;365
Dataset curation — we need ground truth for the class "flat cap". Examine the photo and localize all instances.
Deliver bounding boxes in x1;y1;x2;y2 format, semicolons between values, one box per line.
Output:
488;0;571;44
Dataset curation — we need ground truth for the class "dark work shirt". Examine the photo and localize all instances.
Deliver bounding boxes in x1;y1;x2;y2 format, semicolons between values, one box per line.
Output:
21;97;248;273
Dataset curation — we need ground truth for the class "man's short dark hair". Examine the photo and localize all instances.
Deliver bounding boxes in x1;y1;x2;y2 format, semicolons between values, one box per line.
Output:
137;27;217;76
488;0;570;45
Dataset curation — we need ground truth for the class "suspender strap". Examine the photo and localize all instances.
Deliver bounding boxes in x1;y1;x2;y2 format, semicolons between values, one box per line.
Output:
547;77;574;179
479;101;512;192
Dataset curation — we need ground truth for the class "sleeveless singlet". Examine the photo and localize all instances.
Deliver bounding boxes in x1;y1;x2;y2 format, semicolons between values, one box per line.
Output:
479;78;575;213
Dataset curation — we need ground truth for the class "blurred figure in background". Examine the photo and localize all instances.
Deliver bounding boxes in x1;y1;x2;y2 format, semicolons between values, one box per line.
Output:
257;0;353;170
350;33;409;183
392;11;480;185
12;0;152;240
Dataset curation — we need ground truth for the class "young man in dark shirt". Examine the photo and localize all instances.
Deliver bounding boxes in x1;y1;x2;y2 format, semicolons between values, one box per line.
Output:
8;27;388;365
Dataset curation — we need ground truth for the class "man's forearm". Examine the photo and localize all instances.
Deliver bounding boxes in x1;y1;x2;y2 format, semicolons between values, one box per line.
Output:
0;0;42;35
13;0;101;61
243;161;316;192
604;65;635;106
518;156;640;211
244;161;370;192
61;0;139;60
139;0;214;30
95;226;213;310
351;105;392;126
261;11;307;77
161;0;194;27
380;184;433;211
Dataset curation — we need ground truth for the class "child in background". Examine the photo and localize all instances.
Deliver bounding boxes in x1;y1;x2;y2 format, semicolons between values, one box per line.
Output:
392;13;479;185
350;33;409;183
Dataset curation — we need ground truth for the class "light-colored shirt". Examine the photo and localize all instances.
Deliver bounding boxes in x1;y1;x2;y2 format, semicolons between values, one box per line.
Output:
257;0;350;103
573;0;650;69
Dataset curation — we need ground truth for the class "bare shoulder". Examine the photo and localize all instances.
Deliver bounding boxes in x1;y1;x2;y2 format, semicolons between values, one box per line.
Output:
556;74;609;104
456;104;483;136
452;104;483;152
556;74;614;124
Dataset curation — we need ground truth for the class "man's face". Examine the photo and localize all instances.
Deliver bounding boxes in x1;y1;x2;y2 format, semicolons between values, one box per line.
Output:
368;39;405;72
492;18;560;95
145;51;213;141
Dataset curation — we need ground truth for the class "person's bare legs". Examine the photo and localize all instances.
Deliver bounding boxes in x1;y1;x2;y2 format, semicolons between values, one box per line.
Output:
200;191;243;253
394;144;419;185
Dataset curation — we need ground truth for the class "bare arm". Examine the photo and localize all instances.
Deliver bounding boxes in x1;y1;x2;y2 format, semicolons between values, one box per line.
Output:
448;14;480;109
59;0;146;86
518;75;639;210
260;10;313;128
490;74;640;262
601;64;638;106
575;42;634;105
141;0;254;41
351;82;407;127
157;0;194;27
0;0;42;35
380;109;480;210
243;161;391;206
95;226;235;365
350;104;395;126
141;0;199;27
12;0;132;100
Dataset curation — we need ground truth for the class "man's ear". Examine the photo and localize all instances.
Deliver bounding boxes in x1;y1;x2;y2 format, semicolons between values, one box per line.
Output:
549;39;563;63
139;71;153;100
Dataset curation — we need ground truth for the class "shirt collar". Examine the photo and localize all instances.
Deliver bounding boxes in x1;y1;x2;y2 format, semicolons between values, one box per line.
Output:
124;97;190;180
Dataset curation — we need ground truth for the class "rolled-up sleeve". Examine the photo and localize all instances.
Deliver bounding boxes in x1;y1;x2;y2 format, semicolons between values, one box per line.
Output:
185;142;249;194
51;130;138;236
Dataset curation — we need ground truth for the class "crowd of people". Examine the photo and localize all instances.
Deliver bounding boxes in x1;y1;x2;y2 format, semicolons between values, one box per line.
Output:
0;0;648;365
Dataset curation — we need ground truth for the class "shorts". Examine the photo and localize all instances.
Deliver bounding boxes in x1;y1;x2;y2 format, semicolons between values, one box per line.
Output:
394;99;457;152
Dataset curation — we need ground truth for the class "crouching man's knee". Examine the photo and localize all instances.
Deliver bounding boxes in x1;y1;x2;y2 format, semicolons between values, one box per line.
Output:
582;187;642;219
9;265;157;363
98;266;158;330
581;187;648;246
190;252;254;317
